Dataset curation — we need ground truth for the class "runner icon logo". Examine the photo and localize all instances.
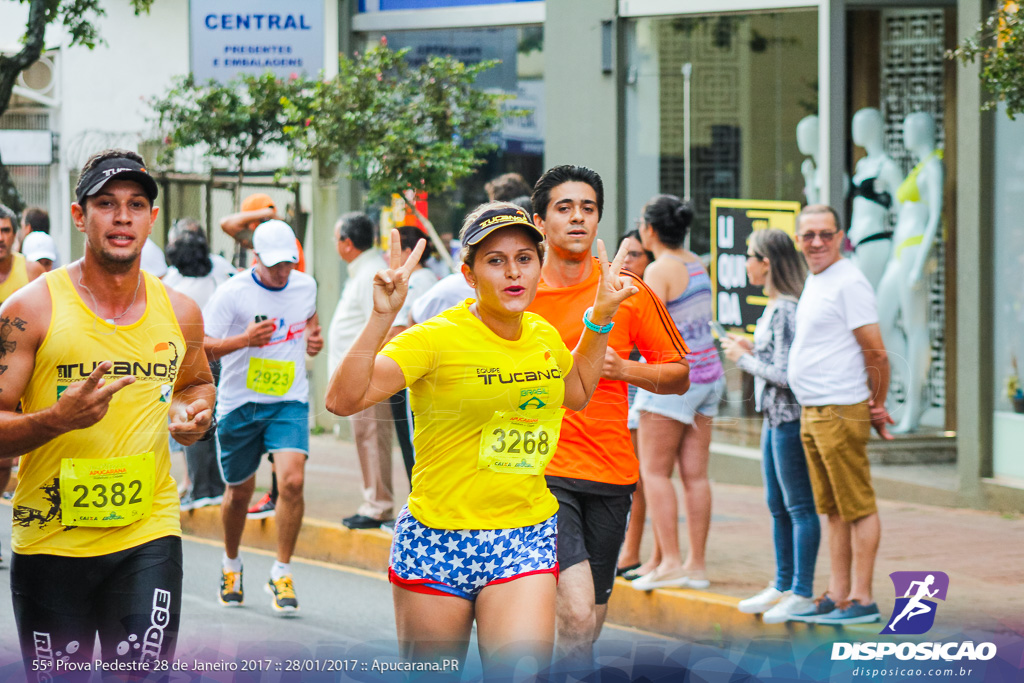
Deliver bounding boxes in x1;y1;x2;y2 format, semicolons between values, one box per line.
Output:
882;571;949;635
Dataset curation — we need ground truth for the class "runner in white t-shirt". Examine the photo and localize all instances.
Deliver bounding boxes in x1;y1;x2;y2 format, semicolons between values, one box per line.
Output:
202;219;323;615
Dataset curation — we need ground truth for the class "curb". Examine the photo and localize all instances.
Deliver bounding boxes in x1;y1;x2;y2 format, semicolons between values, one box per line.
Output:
181;507;829;641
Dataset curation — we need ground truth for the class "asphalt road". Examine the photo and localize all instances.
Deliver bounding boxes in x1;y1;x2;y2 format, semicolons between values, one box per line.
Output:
0;504;711;683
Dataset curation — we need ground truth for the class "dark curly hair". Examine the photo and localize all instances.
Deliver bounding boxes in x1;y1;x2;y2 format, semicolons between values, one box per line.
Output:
165;229;212;278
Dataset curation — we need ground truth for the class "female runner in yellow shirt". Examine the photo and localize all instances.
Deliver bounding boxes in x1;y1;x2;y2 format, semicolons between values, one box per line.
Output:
326;202;637;676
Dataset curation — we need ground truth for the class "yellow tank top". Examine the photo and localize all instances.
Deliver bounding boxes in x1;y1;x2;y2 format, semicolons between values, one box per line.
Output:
12;267;184;556
0;253;30;304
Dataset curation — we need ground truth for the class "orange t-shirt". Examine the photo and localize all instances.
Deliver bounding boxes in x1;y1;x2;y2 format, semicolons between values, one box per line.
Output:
528;258;689;486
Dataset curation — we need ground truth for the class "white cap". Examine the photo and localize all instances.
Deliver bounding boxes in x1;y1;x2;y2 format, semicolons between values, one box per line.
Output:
21;231;57;262
140;238;167;277
253;219;298;266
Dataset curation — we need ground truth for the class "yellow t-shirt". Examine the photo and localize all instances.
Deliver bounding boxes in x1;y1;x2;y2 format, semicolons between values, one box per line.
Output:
13;268;184;556
380;300;573;530
0;252;30;304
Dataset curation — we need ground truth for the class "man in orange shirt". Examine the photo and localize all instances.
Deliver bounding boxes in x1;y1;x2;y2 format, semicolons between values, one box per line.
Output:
527;166;690;666
221;193;306;272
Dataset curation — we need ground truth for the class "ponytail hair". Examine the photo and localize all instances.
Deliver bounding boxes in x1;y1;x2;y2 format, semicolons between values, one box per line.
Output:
642;194;694;248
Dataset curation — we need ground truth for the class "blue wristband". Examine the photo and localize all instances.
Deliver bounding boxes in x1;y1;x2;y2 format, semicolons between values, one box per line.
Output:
583;307;614;334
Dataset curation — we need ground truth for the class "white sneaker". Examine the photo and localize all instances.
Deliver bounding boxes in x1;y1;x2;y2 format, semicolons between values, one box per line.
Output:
737;586;788;614
762;593;816;624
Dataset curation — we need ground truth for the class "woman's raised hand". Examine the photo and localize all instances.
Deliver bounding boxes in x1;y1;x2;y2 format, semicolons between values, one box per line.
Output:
590;239;639;326
373;229;427;315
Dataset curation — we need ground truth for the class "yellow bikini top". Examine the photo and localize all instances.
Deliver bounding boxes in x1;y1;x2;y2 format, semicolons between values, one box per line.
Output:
896;149;943;204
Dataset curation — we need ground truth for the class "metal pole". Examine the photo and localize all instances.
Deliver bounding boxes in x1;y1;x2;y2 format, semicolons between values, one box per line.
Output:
682;62;693;203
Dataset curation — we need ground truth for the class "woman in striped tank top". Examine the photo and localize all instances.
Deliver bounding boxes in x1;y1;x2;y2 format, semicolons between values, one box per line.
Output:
630;195;725;591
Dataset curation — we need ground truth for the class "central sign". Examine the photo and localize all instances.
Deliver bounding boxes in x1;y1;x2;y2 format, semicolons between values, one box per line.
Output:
189;0;324;83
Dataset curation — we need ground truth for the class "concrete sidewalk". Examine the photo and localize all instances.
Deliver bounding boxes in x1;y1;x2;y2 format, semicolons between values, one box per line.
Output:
174;432;1024;641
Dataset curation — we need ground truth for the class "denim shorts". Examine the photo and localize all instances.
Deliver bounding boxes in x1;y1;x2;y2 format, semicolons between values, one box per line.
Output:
388;507;558;601
632;375;725;425
217;401;309;485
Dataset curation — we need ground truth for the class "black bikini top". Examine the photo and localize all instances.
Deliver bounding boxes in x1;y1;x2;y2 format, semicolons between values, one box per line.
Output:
850;176;893;209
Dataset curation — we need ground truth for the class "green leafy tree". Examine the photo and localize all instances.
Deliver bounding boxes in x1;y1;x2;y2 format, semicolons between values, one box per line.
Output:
282;40;510;203
0;0;154;212
950;4;1024;118
149;72;310;209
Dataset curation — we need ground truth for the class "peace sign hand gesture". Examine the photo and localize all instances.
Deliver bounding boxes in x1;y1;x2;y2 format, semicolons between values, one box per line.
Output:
589;239;639;328
372;228;427;316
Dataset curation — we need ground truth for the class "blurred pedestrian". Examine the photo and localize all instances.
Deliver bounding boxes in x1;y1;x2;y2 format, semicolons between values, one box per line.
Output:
20;231;58;272
165;226;235;510
721;228;820;623
631;194;724;592
785;204;892;625
328;212;395;529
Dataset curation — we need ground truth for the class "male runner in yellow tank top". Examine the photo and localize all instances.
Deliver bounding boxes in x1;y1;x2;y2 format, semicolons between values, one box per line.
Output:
0;149;215;678
0;204;45;565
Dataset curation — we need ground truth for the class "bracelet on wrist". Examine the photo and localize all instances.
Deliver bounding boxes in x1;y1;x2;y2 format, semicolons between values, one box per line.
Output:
583;307;614;334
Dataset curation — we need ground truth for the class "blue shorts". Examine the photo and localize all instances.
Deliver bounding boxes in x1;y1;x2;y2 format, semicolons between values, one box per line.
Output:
217;401;309;485
388;507;558;601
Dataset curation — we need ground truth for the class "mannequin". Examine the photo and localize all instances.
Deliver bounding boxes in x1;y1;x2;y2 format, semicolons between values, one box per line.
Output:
877;112;944;433
848;108;903;290
796;115;821;204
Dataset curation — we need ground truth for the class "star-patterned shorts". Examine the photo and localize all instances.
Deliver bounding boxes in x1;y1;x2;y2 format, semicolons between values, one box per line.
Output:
388;506;558;601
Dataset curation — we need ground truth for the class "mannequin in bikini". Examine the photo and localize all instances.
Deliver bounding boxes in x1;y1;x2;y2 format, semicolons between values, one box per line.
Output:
797;115;821;205
848;108;903;290
876;112;943;433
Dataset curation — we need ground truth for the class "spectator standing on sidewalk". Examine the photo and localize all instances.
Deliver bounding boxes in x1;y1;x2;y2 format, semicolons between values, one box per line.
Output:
720;228;820;623
630;194;724;592
786;204;893;626
327;212;395;530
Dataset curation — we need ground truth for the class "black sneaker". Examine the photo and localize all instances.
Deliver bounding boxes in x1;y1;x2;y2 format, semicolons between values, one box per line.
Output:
218;566;243;606
266;575;299;614
343;514;386;530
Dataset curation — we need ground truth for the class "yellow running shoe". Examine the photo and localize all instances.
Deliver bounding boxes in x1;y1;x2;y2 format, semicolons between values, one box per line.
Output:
218;567;243;606
265;574;299;614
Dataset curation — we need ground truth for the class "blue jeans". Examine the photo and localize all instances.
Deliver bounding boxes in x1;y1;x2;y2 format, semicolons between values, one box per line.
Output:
761;418;820;598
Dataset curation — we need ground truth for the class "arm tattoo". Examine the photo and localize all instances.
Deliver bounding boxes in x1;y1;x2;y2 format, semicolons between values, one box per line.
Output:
0;317;16;360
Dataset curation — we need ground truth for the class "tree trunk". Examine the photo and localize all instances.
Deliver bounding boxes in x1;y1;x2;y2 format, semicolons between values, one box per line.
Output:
0;152;25;214
0;0;51;213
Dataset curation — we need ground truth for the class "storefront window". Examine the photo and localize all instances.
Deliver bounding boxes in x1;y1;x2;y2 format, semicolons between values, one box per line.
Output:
362;26;544;236
625;11;818;446
992;103;1024;479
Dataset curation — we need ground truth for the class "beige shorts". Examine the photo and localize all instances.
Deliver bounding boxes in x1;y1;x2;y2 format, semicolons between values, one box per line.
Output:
800;402;877;522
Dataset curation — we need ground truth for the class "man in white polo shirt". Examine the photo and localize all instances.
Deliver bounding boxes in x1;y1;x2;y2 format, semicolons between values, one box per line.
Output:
203;219;323;614
787;204;893;626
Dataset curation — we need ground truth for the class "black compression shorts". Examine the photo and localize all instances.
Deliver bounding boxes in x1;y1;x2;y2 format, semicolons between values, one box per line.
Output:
547;484;632;605
11;535;183;682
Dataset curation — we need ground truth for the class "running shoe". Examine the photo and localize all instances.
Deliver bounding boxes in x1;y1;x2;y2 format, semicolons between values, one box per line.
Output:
247;492;276;519
218;566;243;606
342;513;386;529
266;575;299;614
